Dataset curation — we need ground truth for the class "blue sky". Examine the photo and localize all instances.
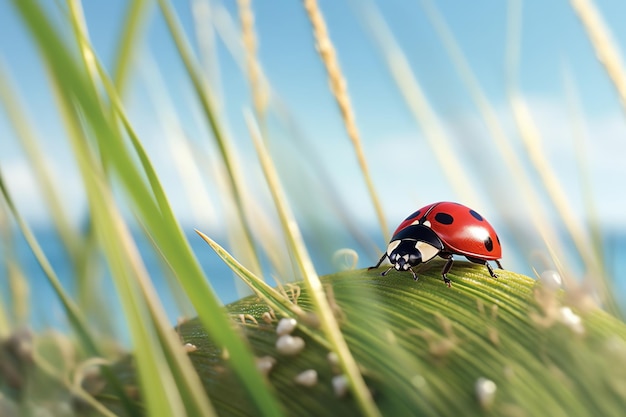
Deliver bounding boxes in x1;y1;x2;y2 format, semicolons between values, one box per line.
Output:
2;0;626;264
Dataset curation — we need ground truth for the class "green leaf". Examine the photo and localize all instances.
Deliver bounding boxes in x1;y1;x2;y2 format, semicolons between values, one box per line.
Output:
102;263;626;416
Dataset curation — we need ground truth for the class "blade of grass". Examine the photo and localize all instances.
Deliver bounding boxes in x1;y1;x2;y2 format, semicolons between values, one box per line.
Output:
302;0;389;242
0;203;14;338
157;0;263;277
238;0;268;120
62;8;221;413
504;0;619;315
570;0;626;116
411;0;574;282
32;353;117;417
245;111;381;417
208;2;381;260
0;64;82;263
18;2;286;413
90;28;286;415
195;229;333;349
83;173;189;417
10;2;220;415
562;67;605;274
0;167;138;415
0;171;98;358
192;0;226;111
195;229;298;318
349;0;482;209
112;0;153;93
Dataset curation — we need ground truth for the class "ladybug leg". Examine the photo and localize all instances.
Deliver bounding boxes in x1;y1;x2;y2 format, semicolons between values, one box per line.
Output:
441;255;454;287
484;262;498;279
495;259;504;270
381;266;394;277
466;256;499;279
408;267;419;281
368;252;388;271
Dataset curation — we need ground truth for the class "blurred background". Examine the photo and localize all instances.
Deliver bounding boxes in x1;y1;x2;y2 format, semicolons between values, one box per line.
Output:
1;0;626;341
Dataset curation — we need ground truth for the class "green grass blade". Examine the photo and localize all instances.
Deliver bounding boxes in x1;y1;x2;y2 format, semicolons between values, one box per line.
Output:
9;2;210;415
195;230;298;318
0;204;16;337
12;1;287;414
195;229;332;349
563;68;606;274
503;2;619;315
0;171;95;356
351;0;481;208
0;65;82;262
570;0;626;115
101;265;626;415
414;0;578;284
0;167;139;415
157;0;263;277
112;0;153;93
302;0;389;242
245;112;381;417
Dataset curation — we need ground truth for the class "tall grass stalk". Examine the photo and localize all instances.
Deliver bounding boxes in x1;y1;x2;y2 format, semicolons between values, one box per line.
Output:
303;0;389;242
2;0;626;415
112;0;153;93
0;160;138;415
570;0;626;115
351;0;482;209
0;198;18;337
10;1;284;415
238;0;268;120
415;0;572;280
245;112;381;417
156;0;263;278
563;68;606;274
210;1;381;261
195;230;333;349
505;1;619;315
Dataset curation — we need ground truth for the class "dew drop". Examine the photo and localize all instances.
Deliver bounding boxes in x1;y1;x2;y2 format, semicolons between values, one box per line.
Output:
276;317;298;336
475;377;497;409
275;335;305;356
539;269;562;290
256;356;277;376
332;374;349;398
294;369;318;387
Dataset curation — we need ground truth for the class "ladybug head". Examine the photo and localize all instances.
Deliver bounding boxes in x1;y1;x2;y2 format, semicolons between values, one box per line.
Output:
388;240;423;271
387;239;442;271
384;225;445;279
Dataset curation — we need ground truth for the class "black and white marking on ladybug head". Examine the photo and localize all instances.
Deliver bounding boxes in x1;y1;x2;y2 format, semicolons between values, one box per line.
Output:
387;240;422;271
386;236;443;271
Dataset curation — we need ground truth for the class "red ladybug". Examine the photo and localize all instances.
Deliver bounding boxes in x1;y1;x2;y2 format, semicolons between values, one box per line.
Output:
370;202;503;287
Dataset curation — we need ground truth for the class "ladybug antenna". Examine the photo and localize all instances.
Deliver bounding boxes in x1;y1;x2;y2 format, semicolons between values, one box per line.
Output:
381;266;394;277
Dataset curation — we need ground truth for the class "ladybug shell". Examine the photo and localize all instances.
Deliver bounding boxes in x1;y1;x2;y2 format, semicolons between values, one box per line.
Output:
392;202;501;260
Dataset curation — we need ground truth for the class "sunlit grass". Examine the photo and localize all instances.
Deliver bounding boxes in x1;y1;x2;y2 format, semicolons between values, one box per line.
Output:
1;0;625;415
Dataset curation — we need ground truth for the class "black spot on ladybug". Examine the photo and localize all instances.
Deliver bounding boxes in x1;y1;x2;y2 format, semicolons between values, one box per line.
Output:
434;212;454;225
469;209;483;221
484;236;494;252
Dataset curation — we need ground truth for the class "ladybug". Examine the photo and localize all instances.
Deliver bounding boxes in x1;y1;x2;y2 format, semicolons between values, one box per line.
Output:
370;202;503;287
